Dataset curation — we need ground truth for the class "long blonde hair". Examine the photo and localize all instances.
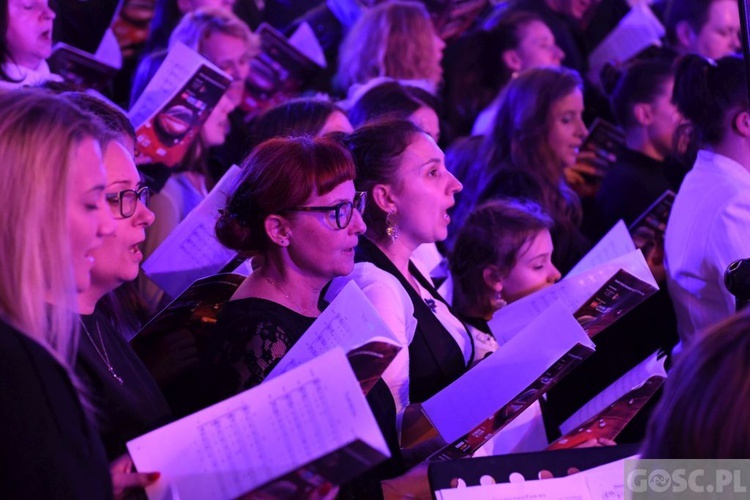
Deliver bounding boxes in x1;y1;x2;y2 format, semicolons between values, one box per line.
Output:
336;0;441;92
0;89;104;367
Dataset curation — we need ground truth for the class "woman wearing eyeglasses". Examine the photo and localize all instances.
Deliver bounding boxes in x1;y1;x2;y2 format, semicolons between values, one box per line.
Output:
202;136;406;495
208;135;366;392
69;93;171;496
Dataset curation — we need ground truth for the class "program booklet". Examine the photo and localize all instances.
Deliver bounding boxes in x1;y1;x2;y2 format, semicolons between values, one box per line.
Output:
548;351;666;450
586;2;665;89
48;42;119;91
240;23;324;121
573;269;658;338
628;190;676;256
267;281;402;394
489;249;657;346
128;42;231;167
141;165;241;299
133;272;244;341
423;302;595;461
128;348;391;500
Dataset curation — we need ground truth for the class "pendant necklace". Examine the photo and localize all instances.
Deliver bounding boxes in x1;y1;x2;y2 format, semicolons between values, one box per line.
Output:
265;277;315;315
80;319;124;385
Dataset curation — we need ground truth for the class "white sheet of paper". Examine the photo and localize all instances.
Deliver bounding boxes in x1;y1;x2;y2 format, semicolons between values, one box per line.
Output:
288;21;327;68
435;468;590;500
587;3;665;88
266;280;400;379
422;302;594;443
472;401;548;456
434;457;631;500
94;29;123;68
488;249;656;346
560;351;666;435
128;42;227;128
127;348;389;500
568;221;635;277
142;165;241;298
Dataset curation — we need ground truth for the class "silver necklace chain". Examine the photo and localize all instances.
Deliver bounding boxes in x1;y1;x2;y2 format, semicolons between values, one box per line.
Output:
80;319;124;385
264;277;315;315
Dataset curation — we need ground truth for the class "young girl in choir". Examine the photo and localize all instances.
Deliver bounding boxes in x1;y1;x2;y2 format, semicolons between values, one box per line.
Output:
449;199;560;359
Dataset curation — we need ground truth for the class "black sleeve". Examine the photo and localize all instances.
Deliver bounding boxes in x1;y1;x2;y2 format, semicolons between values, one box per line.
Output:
0;326;112;499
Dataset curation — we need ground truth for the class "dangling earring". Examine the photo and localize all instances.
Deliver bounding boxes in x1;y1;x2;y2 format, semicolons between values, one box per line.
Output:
490;290;507;311
385;210;399;244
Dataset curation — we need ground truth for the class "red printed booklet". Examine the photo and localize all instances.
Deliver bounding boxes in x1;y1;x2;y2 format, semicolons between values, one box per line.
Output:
128;42;231;167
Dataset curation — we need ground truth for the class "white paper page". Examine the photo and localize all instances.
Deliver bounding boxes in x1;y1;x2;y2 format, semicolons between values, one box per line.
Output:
142;165;241;298
288;21;327;68
435;469;591;500
583;457;632;500
473;401;548;456
568;221;635;277
128;42;226;128
587;4;665;87
422;302;594;443
95;29;123;68
267;281;400;379
128;348;389;500
488;249;656;345
434;457;632;500
560;351;666;434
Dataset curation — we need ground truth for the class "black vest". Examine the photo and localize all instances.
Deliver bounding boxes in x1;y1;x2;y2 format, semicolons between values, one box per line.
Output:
355;236;471;403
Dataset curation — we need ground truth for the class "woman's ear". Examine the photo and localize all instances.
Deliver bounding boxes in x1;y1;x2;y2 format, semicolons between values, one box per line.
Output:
371;184;398;214
482;265;504;293
264;214;292;247
501;50;523;73
734;110;750;137
633;102;653;127
675;21;697;52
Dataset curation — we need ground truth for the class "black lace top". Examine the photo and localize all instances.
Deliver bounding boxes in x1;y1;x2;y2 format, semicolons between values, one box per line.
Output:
209;297;405;498
211;297;315;394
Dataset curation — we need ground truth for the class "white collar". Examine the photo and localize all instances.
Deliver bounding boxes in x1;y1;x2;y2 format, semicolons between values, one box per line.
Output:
0;60;61;90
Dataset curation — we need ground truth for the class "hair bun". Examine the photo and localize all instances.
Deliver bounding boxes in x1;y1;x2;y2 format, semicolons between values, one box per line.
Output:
215;208;254;253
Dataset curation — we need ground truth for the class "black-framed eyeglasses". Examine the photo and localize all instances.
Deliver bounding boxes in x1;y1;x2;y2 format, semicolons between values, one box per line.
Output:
105;186;151;218
283;191;367;229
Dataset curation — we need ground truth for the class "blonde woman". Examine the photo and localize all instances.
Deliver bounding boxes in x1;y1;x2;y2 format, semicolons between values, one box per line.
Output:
0;89;115;497
336;0;446;97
